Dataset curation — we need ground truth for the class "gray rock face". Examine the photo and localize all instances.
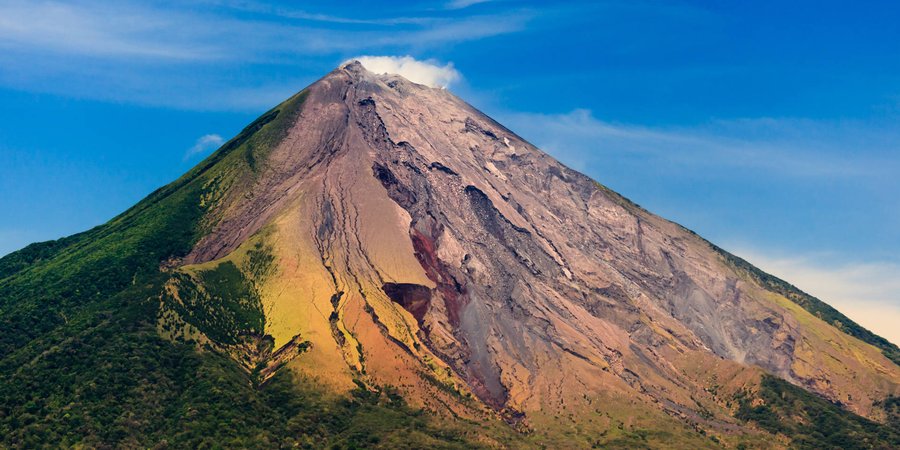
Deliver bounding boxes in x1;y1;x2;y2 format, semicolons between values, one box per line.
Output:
185;61;900;422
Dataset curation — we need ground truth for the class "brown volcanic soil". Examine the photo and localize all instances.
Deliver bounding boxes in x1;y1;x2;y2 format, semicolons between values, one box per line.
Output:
174;62;900;438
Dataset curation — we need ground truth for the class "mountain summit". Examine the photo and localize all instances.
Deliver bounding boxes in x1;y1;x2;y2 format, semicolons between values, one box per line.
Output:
2;62;899;448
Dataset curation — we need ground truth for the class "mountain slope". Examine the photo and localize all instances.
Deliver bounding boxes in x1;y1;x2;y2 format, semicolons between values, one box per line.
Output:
1;62;898;449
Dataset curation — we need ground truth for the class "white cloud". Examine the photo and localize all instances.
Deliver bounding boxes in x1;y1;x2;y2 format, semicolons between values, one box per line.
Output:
731;247;900;346
351;55;461;88
185;134;224;159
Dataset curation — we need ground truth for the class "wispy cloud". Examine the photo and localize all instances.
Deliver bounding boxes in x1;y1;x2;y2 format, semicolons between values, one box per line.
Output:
0;1;219;60
0;1;530;60
205;0;435;25
185;134;224;159
0;0;530;109
351;55;461;88
731;247;900;346
500;109;900;179
445;0;495;10
352;13;529;51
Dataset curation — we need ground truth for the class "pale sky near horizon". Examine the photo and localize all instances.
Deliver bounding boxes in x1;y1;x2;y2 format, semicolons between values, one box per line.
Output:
0;0;898;344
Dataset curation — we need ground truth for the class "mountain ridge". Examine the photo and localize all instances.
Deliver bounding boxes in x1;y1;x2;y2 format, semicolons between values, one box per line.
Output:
591;172;900;366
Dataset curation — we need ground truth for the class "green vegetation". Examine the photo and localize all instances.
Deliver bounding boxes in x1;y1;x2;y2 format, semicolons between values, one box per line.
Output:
876;395;900;429
0;236;79;280
163;261;265;345
734;375;900;449
0;178;207;359
158;239;279;346
245;240;276;281
592;427;676;449
0;283;485;448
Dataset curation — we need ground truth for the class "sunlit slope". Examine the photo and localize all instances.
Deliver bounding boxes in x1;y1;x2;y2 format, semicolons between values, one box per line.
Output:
0;88;504;448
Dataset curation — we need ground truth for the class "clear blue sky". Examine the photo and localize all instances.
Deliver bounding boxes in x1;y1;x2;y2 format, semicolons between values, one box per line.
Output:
1;0;898;342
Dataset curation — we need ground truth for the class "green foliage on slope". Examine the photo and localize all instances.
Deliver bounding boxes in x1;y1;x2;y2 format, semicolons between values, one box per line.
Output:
0;236;79;280
0;179;207;360
0;285;485;448
734;375;900;449
875;395;900;430
164;261;266;345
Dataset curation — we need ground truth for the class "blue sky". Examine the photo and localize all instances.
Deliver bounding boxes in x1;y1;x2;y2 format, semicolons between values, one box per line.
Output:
1;0;898;343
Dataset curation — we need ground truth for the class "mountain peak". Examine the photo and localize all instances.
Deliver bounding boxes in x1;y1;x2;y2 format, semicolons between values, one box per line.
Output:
338;59;405;85
339;59;368;76
3;63;899;448
338;57;455;89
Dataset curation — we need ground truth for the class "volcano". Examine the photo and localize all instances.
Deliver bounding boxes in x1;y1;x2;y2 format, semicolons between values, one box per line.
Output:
1;62;898;449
